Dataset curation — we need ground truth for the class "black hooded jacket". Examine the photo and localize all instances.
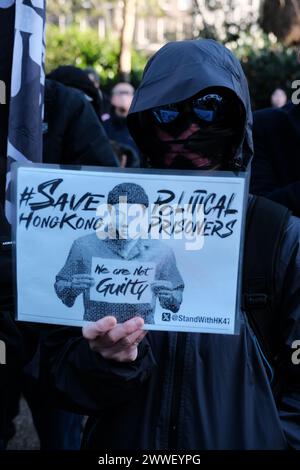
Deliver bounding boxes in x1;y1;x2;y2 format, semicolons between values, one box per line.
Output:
102;113;141;168
47;66;103;118
43;40;300;450
43;79;119;167
0;205;22;439
127;40;253;171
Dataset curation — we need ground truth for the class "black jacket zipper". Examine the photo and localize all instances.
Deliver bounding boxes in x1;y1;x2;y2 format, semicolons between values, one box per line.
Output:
168;332;187;449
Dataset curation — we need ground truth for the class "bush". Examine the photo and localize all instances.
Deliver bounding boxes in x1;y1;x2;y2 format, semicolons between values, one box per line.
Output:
46;25;147;90
228;32;300;109
240;46;299;110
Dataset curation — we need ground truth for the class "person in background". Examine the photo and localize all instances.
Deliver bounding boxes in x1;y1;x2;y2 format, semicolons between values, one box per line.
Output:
270;88;287;108
48;65;103;121
110;82;135;118
43;78;119;167
102;82;141;167
85;67;101;90
250;101;300;217
85;66;111;116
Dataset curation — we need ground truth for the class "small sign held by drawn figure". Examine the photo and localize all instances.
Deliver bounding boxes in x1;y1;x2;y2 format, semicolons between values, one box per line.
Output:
90;260;156;304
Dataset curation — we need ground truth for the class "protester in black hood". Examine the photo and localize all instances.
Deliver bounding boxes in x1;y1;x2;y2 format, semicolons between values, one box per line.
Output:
43;39;300;450
127;41;251;171
43;79;119;167
48;65;103;119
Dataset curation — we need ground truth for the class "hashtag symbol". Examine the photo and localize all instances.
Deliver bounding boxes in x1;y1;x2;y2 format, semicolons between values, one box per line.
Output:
19;187;35;208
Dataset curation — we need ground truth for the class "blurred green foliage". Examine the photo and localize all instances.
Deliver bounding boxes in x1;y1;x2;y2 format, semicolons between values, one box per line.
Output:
46;25;147;90
46;25;300;109
236;39;300;109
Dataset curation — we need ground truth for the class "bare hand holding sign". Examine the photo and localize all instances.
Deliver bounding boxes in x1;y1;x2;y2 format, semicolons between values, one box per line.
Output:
82;316;147;362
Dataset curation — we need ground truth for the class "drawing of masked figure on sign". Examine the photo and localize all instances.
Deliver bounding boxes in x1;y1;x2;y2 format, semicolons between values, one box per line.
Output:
54;183;184;324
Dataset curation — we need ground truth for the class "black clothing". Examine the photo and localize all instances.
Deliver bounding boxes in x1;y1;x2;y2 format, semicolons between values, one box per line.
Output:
43;79;119;167
251;104;300;216
43;40;300;450
103;112;140;167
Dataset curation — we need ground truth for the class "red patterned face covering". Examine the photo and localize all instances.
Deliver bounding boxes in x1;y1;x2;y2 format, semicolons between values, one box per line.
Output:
155;124;215;170
154;121;239;170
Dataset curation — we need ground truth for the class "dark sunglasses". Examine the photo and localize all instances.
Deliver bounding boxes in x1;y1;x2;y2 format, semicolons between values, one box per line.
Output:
151;94;230;125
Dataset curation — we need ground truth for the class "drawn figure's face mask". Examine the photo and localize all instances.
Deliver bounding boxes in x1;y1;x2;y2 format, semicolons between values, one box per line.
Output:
146;88;244;170
106;203;148;260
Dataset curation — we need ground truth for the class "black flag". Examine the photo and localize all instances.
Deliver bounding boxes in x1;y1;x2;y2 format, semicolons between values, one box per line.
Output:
0;0;46;218
0;1;14;206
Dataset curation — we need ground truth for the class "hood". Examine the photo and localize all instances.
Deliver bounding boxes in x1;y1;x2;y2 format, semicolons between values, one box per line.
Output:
47;65;103;117
127;39;253;170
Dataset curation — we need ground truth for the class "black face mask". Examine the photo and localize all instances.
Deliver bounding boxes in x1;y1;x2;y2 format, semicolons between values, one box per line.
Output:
150;120;240;170
111;106;128;123
179;125;239;169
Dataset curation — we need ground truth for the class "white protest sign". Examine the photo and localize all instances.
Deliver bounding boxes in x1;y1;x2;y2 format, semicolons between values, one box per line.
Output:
90;259;156;304
13;163;248;334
